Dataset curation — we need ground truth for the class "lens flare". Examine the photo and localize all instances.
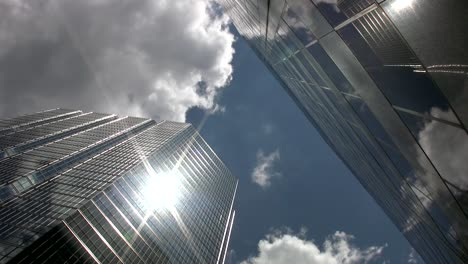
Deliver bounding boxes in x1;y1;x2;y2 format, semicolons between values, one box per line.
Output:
143;170;182;212
391;0;415;12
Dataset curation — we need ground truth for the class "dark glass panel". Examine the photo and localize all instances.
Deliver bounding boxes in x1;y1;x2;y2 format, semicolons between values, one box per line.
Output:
383;0;468;128
307;43;354;93
338;8;459;124
376;138;421;185
269;41;288;63
446;184;468;217
294;52;327;87
344;94;394;146
267;0;286;41
321;88;357;124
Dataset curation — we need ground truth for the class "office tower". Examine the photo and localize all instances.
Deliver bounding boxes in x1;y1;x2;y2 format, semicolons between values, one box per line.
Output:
218;0;468;263
0;109;237;264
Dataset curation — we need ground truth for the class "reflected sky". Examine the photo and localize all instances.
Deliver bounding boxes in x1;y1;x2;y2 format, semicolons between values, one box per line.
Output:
413;108;468;211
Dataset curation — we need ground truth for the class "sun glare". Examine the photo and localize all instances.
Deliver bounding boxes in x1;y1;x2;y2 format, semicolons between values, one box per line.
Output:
143;169;182;212
391;0;415;12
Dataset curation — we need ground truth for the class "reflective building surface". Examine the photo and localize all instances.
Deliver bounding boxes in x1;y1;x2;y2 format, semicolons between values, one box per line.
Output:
218;0;468;263
0;109;237;263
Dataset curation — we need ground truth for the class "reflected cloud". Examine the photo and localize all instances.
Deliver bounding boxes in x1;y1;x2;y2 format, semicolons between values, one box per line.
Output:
417;108;468;191
397;107;468;249
282;2;317;45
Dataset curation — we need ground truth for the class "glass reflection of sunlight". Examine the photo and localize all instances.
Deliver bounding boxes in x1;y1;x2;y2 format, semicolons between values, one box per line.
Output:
142;169;182;212
391;0;415;12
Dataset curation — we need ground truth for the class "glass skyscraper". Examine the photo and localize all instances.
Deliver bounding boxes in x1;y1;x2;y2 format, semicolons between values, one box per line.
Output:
0;108;237;263
218;0;468;263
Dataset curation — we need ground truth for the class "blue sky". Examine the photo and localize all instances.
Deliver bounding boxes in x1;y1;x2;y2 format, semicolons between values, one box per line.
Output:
187;27;423;264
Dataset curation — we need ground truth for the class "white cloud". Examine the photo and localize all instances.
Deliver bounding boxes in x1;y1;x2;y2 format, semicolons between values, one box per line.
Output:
251;149;281;188
0;0;234;121
241;229;386;264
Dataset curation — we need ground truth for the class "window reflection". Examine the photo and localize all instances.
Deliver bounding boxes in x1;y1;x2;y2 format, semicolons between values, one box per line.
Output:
337;8;460;124
382;0;468;128
344;95;395;146
312;0;375;27
398;109;468;210
285;0;333;38
307;43;354;93
276;20;301;56
283;4;316;45
447;184;468;215
267;0;286;41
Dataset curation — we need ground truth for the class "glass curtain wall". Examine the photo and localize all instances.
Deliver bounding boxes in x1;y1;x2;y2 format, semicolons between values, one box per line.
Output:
219;0;468;263
0;110;237;264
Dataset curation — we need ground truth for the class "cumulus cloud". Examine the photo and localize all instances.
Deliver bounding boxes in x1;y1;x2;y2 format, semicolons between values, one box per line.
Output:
251;149;281;188
0;0;234;121
241;229;386;264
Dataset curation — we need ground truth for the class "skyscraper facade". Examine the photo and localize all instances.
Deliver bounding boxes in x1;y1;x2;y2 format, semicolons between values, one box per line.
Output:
218;0;468;263
0;109;237;264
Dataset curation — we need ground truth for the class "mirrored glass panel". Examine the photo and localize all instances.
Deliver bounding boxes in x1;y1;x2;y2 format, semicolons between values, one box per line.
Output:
397;111;468;198
337;8;459;125
281;0;333;45
312;0;375;27
306;43;354;93
276;19;303;55
283;3;317;45
382;0;468;128
344;95;394;146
